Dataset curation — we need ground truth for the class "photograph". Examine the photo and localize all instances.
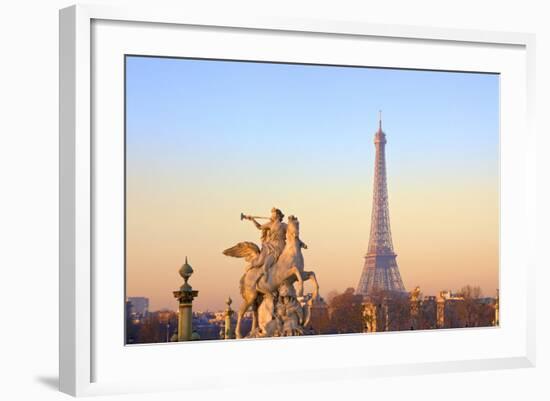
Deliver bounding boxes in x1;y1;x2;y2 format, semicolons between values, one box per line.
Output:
2;0;544;399
124;56;499;344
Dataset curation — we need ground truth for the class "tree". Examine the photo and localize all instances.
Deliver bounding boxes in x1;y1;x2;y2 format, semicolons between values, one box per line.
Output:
460;285;483;300
328;288;364;334
325;290;339;304
456;285;487;327
135;315;162;343
308;300;331;335
134;310;177;343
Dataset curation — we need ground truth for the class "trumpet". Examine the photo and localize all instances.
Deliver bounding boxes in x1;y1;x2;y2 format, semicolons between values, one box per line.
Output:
240;212;270;221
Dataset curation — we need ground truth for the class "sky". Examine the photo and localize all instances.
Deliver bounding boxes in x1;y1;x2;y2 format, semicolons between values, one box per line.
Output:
125;56;499;312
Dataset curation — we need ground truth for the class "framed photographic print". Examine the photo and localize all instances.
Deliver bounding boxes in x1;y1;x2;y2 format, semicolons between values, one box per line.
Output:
60;4;536;397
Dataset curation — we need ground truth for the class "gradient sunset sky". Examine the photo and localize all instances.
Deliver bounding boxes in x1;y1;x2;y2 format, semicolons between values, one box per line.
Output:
125;56;499;312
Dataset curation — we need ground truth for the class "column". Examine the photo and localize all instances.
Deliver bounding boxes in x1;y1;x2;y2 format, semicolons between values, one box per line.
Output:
173;257;199;341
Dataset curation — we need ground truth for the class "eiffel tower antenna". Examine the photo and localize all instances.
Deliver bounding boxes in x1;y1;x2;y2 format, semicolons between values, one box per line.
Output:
356;113;406;297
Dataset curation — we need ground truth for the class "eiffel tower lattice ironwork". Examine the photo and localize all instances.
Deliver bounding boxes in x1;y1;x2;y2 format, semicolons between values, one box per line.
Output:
356;112;406;296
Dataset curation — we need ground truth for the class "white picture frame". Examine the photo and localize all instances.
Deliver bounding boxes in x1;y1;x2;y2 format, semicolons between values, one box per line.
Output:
59;4;536;397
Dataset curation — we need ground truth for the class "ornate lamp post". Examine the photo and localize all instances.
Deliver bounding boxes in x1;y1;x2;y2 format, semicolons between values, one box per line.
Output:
173;257;199;341
224;296;234;340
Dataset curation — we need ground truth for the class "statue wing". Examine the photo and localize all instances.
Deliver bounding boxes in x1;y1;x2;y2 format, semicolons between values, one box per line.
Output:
222;242;260;262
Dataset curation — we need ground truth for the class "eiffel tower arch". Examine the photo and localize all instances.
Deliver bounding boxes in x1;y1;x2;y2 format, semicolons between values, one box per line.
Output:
356;113;406;297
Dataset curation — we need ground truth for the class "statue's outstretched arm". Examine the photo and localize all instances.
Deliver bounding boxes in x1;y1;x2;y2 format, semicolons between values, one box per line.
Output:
299;239;308;249
247;217;266;231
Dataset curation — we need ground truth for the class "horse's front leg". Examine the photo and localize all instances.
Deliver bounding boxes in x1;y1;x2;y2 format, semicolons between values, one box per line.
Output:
303;271;320;301
290;266;304;297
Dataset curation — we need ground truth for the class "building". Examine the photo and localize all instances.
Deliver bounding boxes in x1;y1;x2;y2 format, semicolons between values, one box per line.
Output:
436;291;464;328
127;296;149;319
356;113;406;297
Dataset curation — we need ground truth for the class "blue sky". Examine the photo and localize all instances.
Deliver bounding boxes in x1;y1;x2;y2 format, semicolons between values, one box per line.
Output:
126;56;499;187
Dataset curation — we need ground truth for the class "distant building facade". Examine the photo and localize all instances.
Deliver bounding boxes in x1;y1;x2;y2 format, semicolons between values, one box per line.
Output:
362;287;497;332
127;297;149;318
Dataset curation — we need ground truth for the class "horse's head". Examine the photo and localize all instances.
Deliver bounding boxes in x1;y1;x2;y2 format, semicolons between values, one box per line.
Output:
286;215;300;240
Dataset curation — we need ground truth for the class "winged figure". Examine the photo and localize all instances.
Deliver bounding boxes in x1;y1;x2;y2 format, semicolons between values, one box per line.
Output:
223;214;319;338
222;241;260;262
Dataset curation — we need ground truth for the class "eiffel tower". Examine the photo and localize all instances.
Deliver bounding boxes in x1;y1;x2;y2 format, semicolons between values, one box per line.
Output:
356;112;406;297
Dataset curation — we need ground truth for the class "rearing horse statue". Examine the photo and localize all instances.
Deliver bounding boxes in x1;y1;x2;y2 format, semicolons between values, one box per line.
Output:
223;215;319;338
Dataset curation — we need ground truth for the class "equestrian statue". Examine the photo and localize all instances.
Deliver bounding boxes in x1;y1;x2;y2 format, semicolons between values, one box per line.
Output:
223;208;320;338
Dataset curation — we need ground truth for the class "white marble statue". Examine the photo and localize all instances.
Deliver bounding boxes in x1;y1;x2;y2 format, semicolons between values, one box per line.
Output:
223;210;320;339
